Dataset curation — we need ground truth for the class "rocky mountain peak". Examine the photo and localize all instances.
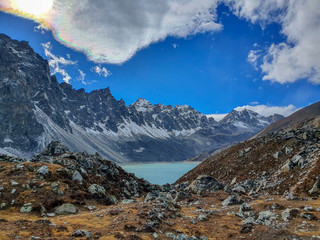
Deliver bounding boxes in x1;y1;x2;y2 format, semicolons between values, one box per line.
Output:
132;98;153;112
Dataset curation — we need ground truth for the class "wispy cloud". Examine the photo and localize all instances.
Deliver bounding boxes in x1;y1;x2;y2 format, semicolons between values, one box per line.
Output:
77;69;86;84
41;42;77;84
91;65;112;78
173;43;179;49
247;49;261;71
34;24;48;34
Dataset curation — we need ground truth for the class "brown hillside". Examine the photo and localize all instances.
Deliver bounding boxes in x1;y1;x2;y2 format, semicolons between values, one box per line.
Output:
177;116;320;198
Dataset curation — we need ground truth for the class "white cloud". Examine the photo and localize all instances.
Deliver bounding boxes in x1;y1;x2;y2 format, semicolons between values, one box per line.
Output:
228;0;320;84
208;104;297;121
247;49;261;70
2;0;222;64
41;42;77;83
173;43;179;49
206;114;227;121
77;69;86;84
234;104;298;117
2;0;319;85
34;24;48;34
91;65;112;78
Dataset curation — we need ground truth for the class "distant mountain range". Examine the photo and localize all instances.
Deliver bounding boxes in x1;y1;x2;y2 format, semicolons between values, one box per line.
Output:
0;34;283;162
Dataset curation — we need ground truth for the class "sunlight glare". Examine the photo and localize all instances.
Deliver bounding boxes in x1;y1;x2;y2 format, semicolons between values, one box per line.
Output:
15;0;53;17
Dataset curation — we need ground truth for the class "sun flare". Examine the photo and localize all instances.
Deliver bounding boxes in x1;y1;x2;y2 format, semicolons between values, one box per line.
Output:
14;0;53;17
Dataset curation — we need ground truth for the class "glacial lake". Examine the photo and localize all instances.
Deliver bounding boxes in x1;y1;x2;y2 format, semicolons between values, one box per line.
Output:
121;162;200;185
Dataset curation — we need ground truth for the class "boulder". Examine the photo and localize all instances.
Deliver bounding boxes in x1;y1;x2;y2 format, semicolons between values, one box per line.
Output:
37;166;49;175
308;182;319;195
222;195;243;207
72;170;83;182
88;184;106;196
20;206;33;213
41;141;70;156
55;203;77;215
256;211;278;226
189;175;223;194
71;230;91;238
282;208;299;221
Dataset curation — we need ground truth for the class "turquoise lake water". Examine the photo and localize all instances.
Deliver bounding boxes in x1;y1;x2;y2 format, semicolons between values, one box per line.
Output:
121;162;200;185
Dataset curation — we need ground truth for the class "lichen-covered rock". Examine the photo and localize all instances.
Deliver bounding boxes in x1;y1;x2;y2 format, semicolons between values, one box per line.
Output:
55;203;77;215
88;184;106;196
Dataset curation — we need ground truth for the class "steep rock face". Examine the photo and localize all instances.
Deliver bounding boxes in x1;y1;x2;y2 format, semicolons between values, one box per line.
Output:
0;34;283;162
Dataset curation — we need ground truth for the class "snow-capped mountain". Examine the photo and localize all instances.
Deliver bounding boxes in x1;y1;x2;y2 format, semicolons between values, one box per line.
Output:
0;34;283;162
220;109;284;130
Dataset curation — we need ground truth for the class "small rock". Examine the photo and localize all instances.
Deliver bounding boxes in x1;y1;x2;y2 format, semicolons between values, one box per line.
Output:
11;181;19;186
304;206;314;212
51;181;60;189
70;230;91;238
240;223;253;234
197;214;207;221
29;237;41;240
20;206;33;213
222;195;243;206
37;166;49;175
308;182;319;195
121;199;136;204
282;208;299;221
166;232;175;239
55;203;77;215
301;212;317;221
72;170;83;182
200;237;209;240
175;234;189;240
11;189;16;194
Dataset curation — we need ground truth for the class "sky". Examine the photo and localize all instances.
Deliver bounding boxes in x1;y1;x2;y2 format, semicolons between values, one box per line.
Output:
0;0;319;118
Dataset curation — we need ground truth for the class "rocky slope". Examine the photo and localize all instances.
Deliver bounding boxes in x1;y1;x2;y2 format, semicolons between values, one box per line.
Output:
0;33;283;162
177;102;320;198
1;143;320;239
0;141;157;215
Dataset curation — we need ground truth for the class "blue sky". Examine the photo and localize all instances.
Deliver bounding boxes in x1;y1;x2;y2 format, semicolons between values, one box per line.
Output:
0;1;319;117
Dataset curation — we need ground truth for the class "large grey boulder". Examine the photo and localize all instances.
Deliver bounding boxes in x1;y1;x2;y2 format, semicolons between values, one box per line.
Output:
55;203;77;215
256;211;278;226
189;175;223;194
88;184;106;196
222;195;243;207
